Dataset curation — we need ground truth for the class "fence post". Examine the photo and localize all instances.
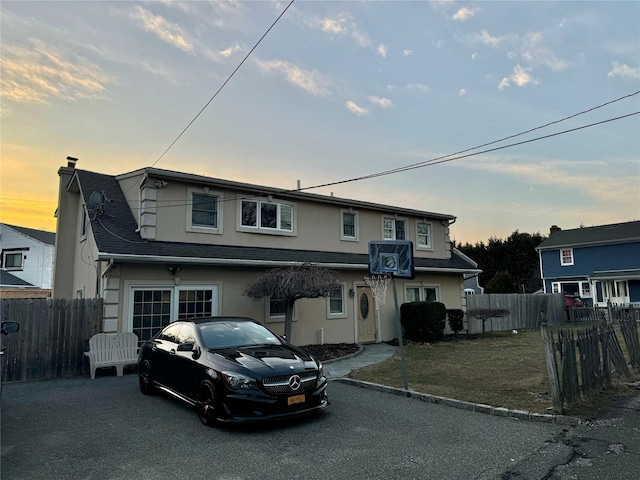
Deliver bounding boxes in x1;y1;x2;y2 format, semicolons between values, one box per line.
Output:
540;316;563;414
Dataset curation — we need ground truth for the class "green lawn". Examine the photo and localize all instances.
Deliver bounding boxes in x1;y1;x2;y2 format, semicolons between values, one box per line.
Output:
349;329;638;418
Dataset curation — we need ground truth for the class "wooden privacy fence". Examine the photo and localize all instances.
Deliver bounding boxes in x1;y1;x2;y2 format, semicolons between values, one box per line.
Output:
541;314;640;414
1;298;103;382
466;294;564;333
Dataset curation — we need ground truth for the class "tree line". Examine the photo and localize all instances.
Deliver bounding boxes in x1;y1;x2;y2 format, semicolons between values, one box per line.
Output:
454;230;546;294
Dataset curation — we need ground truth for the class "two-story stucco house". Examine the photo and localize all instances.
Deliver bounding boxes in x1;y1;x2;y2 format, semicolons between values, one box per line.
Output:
53;157;480;346
537;222;640;307
0;223;55;298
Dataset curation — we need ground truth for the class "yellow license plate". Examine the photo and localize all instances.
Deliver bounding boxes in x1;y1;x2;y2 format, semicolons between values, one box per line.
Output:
287;394;305;405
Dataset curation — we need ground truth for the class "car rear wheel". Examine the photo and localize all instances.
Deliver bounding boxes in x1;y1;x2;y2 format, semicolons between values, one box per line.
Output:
139;359;155;395
196;380;217;427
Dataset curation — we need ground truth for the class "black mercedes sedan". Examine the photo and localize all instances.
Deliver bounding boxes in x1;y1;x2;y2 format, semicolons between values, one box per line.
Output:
138;317;328;426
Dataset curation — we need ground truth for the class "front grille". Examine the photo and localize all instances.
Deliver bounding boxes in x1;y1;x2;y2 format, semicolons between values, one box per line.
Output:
261;371;318;394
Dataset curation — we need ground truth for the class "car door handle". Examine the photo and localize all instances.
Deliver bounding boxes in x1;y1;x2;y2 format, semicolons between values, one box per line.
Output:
170;349;176;355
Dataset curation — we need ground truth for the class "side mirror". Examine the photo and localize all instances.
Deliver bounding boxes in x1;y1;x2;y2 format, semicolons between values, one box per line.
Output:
1;321;19;336
177;342;195;352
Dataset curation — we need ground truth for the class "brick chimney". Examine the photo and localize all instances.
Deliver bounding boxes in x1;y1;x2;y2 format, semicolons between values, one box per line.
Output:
550;225;561;235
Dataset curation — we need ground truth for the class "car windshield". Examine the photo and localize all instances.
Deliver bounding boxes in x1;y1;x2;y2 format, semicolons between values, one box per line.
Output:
198;321;282;350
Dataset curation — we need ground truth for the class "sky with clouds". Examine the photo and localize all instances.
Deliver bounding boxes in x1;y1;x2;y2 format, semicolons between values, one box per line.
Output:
1;0;638;244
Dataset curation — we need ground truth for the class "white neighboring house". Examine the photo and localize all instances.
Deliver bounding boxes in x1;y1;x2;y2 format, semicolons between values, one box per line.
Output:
0;223;56;295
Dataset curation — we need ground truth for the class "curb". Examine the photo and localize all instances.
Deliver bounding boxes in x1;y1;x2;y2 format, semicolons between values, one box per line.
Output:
335;377;582;426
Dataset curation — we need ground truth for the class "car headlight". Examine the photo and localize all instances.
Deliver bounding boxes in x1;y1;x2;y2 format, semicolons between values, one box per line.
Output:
221;371;256;390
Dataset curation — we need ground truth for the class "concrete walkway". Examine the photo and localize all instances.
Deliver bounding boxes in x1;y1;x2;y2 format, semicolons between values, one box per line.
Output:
323;342;396;379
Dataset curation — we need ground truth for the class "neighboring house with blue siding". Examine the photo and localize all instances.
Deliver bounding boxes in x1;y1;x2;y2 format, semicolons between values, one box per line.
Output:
536;221;640;307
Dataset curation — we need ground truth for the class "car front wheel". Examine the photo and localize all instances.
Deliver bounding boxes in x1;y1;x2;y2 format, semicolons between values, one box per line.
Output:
139;359;155;395
196;380;217;427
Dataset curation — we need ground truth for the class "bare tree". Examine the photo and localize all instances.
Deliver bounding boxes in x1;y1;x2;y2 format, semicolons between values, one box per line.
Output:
244;263;340;341
467;308;509;334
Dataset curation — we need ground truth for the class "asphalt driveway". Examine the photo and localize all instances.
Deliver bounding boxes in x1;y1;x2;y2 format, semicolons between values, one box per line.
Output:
1;373;566;480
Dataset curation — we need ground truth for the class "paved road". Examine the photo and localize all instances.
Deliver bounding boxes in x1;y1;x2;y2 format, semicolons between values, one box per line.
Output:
1;373;566;480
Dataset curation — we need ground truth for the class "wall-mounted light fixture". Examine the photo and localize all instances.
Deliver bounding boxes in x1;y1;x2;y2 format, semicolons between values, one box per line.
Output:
168;266;181;276
349;288;355;297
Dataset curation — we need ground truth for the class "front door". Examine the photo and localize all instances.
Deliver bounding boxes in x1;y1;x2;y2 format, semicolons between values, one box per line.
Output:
357;286;376;343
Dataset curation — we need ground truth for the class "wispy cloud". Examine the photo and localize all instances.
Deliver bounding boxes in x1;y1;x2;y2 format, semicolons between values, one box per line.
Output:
452;7;477;21
377;44;388;58
120;6;193;52
608;62;640;80
498;65;536;89
404;83;430;93
307;13;374;50
1;42;115;105
459;89;467;97
474;30;503;47
518;32;567;71
369;96;392;108
255;59;332;97
345;101;369;116
403;49;413;57
467;157;639;204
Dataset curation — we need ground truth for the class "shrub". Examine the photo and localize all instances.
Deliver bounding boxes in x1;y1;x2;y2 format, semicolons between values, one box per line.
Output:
400;301;447;342
446;309;465;335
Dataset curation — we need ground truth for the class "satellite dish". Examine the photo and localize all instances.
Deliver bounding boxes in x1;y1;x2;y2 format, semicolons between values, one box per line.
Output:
86;191;104;218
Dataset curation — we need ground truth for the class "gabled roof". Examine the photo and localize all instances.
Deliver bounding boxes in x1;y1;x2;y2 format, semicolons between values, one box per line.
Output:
73;169;478;273
1;223;55;246
118;167;457;221
537;221;640;250
0;270;33;287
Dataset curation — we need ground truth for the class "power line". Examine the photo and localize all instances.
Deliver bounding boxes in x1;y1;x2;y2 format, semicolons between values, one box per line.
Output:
150;0;296;169
120;108;639;211
304;90;640;189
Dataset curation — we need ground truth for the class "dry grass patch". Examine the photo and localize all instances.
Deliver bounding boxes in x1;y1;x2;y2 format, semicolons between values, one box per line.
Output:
349;329;639;418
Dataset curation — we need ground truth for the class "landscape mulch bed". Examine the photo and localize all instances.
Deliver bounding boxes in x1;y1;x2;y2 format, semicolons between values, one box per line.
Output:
300;343;360;362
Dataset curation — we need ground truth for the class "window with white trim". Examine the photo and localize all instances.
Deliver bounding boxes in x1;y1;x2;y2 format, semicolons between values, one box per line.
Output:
560;248;574;266
239;198;295;234
383;217;406;240
580;282;591;298
187;189;222;233
132;289;172;343
341;210;358;241
327;284;346;317
416;222;432;249
131;286;219;342
551;282;560;294
177;289;214;319
2;250;24;270
405;285;440;302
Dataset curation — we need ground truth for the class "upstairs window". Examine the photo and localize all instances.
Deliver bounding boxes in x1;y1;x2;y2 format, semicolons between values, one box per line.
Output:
240;198;295;234
560;248;574;266
2;251;24;270
191;193;219;228
187;189;222;233
341;210;358;241
383;217;406;240
416;222;432;249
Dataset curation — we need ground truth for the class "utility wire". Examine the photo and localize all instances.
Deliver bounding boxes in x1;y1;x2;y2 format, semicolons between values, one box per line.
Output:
121;109;639;211
150;0;296;169
296;111;639;192
311;90;640;186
